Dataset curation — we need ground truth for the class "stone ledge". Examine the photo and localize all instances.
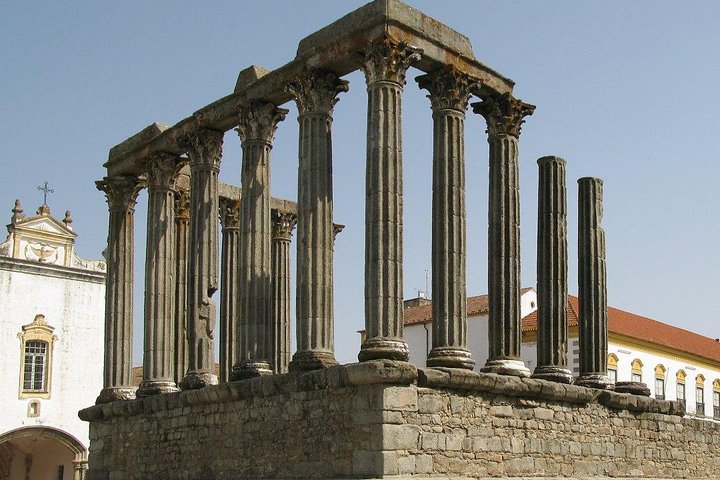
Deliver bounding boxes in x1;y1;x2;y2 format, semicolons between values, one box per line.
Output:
417;367;685;416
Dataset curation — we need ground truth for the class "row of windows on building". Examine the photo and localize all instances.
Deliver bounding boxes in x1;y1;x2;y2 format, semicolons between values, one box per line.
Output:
607;354;720;419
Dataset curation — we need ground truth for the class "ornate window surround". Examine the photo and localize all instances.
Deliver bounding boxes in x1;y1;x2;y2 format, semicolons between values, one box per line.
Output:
17;314;56;399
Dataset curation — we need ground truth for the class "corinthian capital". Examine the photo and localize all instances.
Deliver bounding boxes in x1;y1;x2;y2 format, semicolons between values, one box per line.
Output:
175;189;190;222
180;128;224;171
271;210;297;241
145;153;186;191
359;35;422;86
472;93;536;138
416;66;479;113
236;102;288;144
219;198;240;230
286;70;349;116
96;175;145;212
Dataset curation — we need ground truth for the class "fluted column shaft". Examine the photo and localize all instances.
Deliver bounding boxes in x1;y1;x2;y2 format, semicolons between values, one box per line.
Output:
232;102;287;380
286;71;347;371
417;67;475;370
575;177;613;389
179;129;223;390
219;198;240;382
532;156;572;383
173;189;190;385
271;211;296;374
95;176;143;404
473;93;535;377
137;155;183;397
358;36;422;362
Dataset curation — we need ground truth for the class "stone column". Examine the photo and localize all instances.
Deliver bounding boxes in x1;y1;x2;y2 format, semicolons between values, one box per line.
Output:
472;93;535;377
358;35;422;362
219;198;240;382
286;70;348;371
173;189;190;385
532;156;572;383
271;210;296;374
137;154;183;397
574;177;613;389
95;176;144;404
416;66;475;370
179;128;223;390
232;102;287;380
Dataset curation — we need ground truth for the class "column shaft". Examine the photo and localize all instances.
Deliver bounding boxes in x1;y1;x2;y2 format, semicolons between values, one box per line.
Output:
95;176;143;403
173;189;190;385
180;129;223;390
473;93;535;377
232;103;287;380
286;71;347;371
574;177;613;389
271;211;296;373
417;67;475;369
358;36;421;362
219;198;240;382
137;155;182;397
532;156;571;383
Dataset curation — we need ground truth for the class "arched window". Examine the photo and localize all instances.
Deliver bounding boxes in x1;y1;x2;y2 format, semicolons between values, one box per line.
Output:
18;314;56;399
631;359;643;383
713;379;720;420
696;374;706;416
676;370;686;402
654;364;666;400
607;353;619;383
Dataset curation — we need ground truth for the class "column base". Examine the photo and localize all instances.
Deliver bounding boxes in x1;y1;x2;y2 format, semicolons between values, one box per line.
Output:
358;337;409;362
179;370;219;390
574;373;615;390
289;350;338;372
95;387;136;404
136;379;180;398
480;358;530;377
531;365;573;384
426;347;475;370
614;381;650;396
230;361;273;381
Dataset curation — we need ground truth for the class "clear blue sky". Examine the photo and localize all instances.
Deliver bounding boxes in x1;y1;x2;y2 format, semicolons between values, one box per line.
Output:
2;2;718;365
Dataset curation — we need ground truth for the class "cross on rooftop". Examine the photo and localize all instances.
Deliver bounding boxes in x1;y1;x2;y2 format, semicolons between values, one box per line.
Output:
37;181;54;205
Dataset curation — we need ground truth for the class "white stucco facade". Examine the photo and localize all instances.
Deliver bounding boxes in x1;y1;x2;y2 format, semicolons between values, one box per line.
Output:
405;289;720;421
0;201;105;479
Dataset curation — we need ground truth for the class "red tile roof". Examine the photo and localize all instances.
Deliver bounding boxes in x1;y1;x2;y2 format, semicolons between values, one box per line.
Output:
522;295;720;365
404;288;533;326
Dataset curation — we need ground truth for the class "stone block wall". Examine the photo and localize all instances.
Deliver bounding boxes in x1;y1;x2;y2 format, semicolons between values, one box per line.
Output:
80;361;720;479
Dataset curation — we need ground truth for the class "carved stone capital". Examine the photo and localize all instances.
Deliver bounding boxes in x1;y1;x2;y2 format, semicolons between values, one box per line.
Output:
180;128;224;172
219;198;241;230
174;190;190;222
416;66;479;113
96;176;145;212
286;70;349;116
145;153;185;191
333;223;345;241
472;93;536;138
236;102;288;145
271;210;297;241
359;35;422;86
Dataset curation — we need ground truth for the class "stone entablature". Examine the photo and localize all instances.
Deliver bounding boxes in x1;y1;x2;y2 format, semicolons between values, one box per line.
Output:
81;361;720;479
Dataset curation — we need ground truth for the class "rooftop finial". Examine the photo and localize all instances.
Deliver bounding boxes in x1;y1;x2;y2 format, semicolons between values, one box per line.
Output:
11;199;24;224
63;210;73;230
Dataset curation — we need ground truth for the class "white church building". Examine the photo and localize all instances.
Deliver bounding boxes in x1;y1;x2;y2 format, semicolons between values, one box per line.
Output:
404;288;720;420
0;200;105;480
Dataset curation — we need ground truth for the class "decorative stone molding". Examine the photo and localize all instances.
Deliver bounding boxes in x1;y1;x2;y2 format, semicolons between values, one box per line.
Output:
286;70;349;116
17;314;57;399
416;66;479;112
472;93;536;138
359;35;422;86
236;102;288;145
